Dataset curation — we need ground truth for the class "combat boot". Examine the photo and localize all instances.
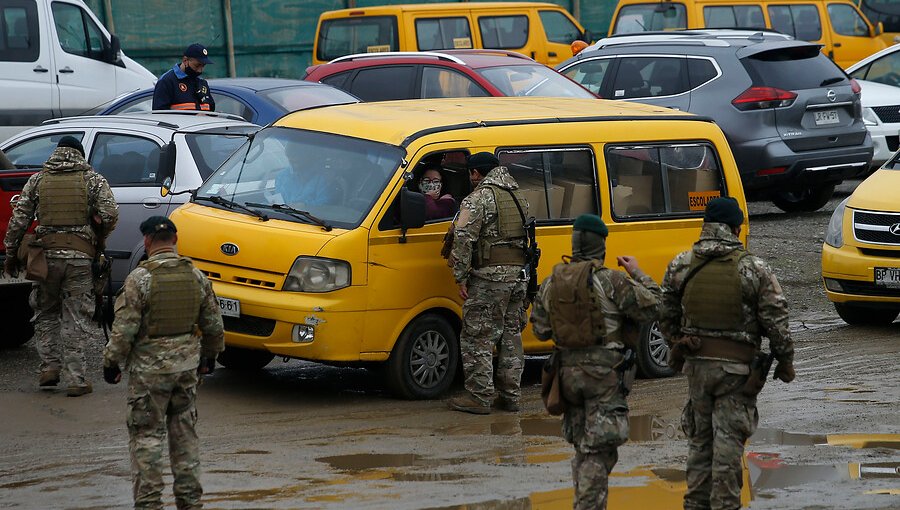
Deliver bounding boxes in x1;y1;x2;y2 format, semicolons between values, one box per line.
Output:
493;396;520;413
66;383;93;397
448;394;490;415
39;368;61;387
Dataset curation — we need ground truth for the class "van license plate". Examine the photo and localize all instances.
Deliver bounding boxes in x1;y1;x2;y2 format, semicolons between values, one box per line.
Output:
874;267;900;288
814;110;839;125
218;297;241;317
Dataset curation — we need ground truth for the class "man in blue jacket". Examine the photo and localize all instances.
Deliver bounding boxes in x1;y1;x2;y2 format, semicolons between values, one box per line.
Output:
152;43;216;112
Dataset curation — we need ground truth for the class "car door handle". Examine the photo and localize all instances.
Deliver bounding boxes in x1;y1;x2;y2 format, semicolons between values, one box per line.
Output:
141;198;161;208
59;67;74;73
33;66;49;73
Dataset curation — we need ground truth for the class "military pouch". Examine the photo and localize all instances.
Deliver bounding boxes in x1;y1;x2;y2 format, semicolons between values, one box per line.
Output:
584;402;629;449
541;351;566;416
17;234;47;282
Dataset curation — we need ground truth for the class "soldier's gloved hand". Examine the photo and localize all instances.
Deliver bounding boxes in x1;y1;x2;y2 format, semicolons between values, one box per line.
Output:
4;256;18;277
198;357;216;375
773;360;795;383
103;363;122;385
667;343;686;373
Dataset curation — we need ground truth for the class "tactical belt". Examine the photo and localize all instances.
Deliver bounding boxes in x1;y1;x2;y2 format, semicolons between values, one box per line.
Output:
693;336;756;363
38;233;95;257
558;345;623;367
475;245;525;268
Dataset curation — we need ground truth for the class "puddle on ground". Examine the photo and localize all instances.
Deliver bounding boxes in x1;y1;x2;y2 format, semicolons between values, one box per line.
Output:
750;428;900;450
444;414;684;442
317;453;423;471
229;449;271;455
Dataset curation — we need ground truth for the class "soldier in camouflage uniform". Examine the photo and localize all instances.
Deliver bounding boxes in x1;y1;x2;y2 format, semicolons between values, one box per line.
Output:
3;137;118;396
531;215;660;510
659;197;795;510
102;216;224;510
448;152;529;415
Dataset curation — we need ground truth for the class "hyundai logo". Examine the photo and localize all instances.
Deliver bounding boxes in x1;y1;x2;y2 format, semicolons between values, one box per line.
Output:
826;89;836;102
220;242;239;256
890;223;900;236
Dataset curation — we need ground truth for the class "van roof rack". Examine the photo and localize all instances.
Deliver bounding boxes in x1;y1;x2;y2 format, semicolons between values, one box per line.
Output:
592;29;791;50
330;51;467;65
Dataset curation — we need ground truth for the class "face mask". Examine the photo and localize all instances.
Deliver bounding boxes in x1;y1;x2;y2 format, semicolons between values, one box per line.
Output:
184;66;201;77
419;178;442;195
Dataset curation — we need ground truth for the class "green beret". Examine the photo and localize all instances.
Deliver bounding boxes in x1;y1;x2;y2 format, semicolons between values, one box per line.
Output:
467;152;499;171
139;216;177;235
573;214;608;237
703;197;744;227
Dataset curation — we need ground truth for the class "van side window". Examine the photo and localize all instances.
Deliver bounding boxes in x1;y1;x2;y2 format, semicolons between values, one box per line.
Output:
613;4;687;34
416;17;472;51
0;2;39;62
606;143;723;219
316;16;398;61
349;66;416;101
614;57;689;99
561;58;611;95
89;134;160;186
767;5;822;41
5;132;84;168
704;6;765;29
51;2;109;61
478;15;528;49
537;10;580;44
421;67;489;98
498;148;598;222
827;4;870;37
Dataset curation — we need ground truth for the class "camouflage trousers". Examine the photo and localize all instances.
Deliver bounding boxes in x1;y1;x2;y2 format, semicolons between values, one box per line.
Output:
127;369;203;510
460;276;527;406
31;258;94;386
559;353;629;510
682;359;759;510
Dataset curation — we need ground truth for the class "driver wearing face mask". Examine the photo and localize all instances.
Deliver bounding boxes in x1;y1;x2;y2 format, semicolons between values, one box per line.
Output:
152;43;216;112
418;167;458;220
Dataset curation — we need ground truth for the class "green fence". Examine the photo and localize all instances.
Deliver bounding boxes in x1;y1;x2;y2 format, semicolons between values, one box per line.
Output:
85;0;618;79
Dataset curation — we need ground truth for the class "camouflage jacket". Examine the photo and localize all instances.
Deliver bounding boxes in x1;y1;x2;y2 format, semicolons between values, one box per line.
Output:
450;166;529;283
659;222;793;363
104;249;224;374
531;261;661;350
4;147;118;259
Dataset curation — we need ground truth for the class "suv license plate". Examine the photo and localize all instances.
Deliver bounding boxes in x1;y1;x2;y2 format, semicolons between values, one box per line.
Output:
218;297;241;317
814;110;839;125
874;267;900;288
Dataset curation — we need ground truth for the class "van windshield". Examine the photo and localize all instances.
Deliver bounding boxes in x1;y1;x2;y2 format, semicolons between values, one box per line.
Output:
317;16;399;61
477;64;595;97
194;127;403;230
612;3;687;34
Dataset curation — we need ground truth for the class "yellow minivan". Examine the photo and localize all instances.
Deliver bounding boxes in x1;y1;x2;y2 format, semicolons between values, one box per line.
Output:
610;0;886;68
163;97;748;398
313;2;591;67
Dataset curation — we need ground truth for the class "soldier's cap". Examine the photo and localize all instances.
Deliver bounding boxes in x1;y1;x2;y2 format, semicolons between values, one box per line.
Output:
184;43;213;64
57;136;84;157
704;197;744;228
140;216;177;235
467;152;499;172
573;214;608;237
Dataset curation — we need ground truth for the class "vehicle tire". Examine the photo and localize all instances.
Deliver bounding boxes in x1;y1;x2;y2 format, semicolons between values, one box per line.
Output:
216;346;275;370
0;290;33;349
834;302;900;326
771;183;836;213
386;313;459;399
636;321;675;378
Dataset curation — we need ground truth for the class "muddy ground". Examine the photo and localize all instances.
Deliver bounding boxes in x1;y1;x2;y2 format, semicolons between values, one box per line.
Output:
1;180;898;509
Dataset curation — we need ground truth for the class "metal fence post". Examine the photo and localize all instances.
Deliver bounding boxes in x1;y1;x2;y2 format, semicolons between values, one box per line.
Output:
223;0;236;77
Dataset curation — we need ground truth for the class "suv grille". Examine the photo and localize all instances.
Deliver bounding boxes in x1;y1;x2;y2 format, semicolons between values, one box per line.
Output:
872;105;900;124
223;314;276;337
853;210;900;245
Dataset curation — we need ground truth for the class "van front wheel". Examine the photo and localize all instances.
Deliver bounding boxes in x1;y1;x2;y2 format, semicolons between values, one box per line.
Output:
636;321;675;378
386;314;459;399
217;346;275;370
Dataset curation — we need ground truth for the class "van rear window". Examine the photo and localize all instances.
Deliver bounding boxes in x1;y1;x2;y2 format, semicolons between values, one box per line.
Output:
317;16;398;61
741;47;847;91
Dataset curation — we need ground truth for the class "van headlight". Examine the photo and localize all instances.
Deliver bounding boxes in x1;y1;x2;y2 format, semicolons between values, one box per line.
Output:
862;107;880;126
283;257;351;292
824;197;849;248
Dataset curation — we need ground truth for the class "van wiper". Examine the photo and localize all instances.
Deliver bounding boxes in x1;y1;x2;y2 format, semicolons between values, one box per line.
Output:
245;202;332;231
820;77;845;86
194;195;269;221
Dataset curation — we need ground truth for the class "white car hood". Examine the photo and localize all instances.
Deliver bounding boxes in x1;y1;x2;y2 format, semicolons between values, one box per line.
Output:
858;79;900;108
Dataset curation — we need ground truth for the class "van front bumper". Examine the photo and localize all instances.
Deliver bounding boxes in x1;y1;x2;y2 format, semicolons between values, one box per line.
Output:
821;242;900;305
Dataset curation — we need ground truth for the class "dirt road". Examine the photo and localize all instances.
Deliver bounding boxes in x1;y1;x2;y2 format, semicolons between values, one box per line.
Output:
1;182;897;509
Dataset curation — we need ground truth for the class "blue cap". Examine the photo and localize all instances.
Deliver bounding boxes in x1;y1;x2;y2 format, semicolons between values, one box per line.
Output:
184;43;213;64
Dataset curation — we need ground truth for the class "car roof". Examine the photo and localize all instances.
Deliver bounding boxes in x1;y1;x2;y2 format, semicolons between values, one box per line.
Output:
274;97;704;147
207;77;337;92
312;50;538;72
587;29;796;52
41;112;258;132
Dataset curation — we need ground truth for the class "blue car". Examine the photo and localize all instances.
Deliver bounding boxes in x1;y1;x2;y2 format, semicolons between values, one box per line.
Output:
99;78;359;125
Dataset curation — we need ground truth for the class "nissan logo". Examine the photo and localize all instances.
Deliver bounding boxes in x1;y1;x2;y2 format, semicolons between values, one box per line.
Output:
220;243;239;256
826;89;836;102
890;223;900;236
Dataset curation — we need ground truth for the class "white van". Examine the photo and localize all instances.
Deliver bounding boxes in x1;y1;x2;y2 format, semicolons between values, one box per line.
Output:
0;0;156;140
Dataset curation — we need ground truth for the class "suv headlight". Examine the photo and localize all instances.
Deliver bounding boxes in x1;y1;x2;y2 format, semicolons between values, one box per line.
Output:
862;107;880;127
824;197;849;248
283;257;351;292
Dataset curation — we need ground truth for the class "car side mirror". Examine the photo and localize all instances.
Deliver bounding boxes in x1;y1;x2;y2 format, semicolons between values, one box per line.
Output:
158;142;176;197
398;187;425;243
106;34;122;64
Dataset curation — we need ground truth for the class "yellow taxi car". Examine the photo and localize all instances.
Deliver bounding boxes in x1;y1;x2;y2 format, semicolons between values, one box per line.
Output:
162;97;748;398
822;157;900;324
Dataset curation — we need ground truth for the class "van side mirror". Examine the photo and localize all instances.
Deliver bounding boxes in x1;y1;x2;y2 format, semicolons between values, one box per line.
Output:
106;35;122;64
398;187;425;243
580;29;593;43
158;142;176;197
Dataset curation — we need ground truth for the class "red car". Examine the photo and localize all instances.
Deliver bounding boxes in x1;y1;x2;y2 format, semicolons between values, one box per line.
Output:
302;49;595;101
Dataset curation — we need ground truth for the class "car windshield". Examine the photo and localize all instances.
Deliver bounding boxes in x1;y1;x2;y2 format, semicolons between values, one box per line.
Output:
259;86;359;113
476;64;594;98
194;127;402;229
883;154;900;170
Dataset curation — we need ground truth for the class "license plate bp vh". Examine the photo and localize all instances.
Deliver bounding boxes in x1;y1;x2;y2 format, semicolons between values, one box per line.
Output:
814;110;839;125
217;297;241;317
874;267;900;288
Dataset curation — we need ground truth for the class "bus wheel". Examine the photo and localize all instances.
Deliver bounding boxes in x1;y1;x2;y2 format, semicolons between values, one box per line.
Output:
386;314;458;399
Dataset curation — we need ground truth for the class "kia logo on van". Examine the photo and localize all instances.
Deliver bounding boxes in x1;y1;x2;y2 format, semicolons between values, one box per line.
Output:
827;89;836;102
220;243;239;256
889;223;900;236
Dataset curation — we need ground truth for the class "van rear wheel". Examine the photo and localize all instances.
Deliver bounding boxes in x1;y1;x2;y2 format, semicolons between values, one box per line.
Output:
636;321;675;378
771;183;835;212
216;346;275;370
386;314;458;399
